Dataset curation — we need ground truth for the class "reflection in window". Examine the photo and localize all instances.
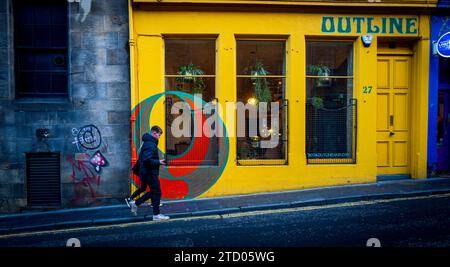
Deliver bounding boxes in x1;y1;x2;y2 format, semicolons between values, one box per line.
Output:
164;39;218;166
236;40;287;164
305;41;356;164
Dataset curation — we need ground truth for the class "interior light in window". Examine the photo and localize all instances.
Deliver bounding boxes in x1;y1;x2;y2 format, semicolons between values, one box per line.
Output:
247;97;258;105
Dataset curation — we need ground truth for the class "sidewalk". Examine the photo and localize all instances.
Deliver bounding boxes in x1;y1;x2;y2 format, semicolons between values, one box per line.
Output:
2;177;450;235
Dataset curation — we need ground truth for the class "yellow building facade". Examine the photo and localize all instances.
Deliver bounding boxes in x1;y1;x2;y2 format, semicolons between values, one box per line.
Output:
129;0;434;200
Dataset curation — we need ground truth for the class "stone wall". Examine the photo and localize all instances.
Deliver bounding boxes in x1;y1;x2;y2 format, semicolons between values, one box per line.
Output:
0;0;131;212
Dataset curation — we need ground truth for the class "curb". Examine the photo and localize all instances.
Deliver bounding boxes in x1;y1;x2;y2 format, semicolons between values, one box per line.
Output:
93;217;145;226
290;198;327;208
240;203;291;212
167;212;193;219
191;207;242;217
324;195;368;205
0;204;126;220
3;217;145;235
431;188;450;195
2;188;450;235
53;220;93;229
11;223;55;233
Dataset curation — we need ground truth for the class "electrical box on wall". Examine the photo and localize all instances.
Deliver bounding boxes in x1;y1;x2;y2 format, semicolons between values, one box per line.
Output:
36;129;50;140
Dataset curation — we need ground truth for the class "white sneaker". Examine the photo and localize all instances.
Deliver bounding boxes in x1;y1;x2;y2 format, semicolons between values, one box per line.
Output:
125;198;134;208
142;202;163;207
130;202;138;216
152;214;170;221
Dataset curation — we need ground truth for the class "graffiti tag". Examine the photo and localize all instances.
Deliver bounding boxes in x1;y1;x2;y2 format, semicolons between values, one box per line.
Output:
77;124;102;150
89;150;108;173
67;155;101;206
68;124;108;206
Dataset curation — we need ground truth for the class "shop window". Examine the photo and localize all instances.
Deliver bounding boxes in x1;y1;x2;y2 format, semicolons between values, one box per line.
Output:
236;40;288;165
439;57;450;88
13;0;68;98
164;39;218;166
305;41;356;164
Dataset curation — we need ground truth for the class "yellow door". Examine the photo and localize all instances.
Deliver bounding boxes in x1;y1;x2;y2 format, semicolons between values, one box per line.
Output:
376;55;411;175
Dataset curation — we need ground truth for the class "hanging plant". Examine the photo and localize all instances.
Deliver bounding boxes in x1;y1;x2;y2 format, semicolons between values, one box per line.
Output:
311;96;324;109
306;64;331;76
176;63;206;95
306;64;332;87
250;61;272;104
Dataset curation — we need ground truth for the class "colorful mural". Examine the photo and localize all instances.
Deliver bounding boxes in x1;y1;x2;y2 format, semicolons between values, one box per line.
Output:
131;91;230;200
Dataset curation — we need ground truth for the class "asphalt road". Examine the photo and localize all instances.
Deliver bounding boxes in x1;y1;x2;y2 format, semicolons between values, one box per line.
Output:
2;194;450;247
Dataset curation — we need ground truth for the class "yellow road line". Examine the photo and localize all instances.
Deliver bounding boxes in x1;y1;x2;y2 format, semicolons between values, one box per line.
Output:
1;193;449;240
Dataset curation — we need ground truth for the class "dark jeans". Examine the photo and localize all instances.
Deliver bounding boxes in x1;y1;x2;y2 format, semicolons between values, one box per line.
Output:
130;174;161;215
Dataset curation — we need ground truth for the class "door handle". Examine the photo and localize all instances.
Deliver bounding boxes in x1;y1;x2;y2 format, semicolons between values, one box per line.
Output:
389;131;395;136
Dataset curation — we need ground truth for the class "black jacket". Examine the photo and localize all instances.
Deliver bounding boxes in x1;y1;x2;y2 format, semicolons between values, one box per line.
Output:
139;133;161;176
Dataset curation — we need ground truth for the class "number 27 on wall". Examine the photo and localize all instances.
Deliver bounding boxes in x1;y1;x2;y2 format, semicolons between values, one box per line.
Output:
363;85;373;94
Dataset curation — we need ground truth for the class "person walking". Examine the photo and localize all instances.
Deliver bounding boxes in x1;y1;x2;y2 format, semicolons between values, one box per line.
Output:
125;126;169;220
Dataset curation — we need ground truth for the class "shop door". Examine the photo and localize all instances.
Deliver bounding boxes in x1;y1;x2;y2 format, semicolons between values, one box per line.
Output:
376;55;411;175
437;91;450;171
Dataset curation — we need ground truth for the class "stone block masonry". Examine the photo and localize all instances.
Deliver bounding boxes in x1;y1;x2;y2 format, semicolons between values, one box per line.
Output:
0;0;131;213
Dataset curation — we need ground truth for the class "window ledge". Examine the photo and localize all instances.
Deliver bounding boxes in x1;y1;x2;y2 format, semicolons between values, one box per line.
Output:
12;97;73;111
237;159;288;166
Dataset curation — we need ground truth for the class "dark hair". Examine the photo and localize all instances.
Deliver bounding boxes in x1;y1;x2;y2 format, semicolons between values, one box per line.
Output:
151;125;163;134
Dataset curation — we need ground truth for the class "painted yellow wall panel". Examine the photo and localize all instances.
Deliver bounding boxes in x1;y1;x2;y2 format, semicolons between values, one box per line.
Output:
393;59;409;89
394;93;408;131
137;36;167;151
377;60;390;89
129;6;430;199
356;36;378;178
393;141;408;167
410;16;430;179
377;93;389;131
377;142;389;167
133;12;421;37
